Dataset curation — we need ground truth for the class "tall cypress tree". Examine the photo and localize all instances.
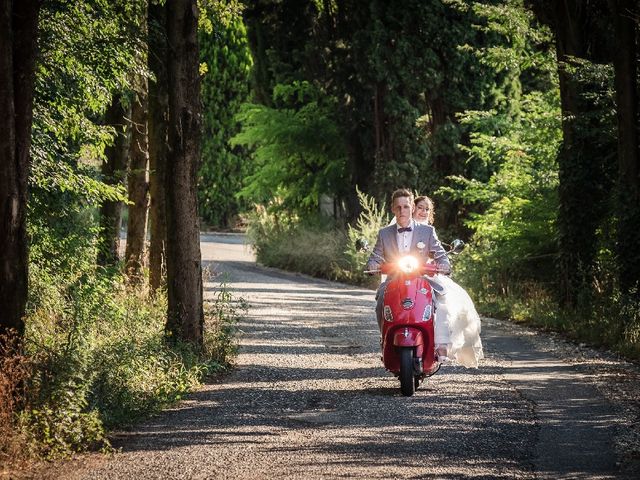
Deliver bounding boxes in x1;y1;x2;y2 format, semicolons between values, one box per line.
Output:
198;1;252;228
241;0;498;224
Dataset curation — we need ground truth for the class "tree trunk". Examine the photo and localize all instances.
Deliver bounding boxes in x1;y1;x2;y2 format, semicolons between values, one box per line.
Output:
344;128;371;221
610;0;640;296
125;82;150;281
98;94;130;267
165;0;204;347
148;0;169;292
372;81;398;198
551;0;615;308
0;0;41;339
426;95;460;230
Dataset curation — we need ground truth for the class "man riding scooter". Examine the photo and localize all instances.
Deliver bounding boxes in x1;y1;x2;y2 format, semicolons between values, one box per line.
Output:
367;188;452;360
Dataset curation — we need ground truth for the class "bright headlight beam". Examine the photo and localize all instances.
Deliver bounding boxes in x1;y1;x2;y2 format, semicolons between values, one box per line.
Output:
398;255;419;273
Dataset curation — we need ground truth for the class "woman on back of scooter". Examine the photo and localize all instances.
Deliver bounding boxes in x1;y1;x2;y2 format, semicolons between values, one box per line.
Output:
414;195;484;368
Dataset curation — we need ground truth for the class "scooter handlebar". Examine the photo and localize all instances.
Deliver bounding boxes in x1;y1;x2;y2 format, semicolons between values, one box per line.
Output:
364;262;447;276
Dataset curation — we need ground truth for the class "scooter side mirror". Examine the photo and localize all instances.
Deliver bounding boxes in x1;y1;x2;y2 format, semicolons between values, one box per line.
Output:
450;239;465;254
355;238;369;252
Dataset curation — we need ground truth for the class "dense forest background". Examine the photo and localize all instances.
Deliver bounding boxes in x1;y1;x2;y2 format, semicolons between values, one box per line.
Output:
0;0;639;465
227;0;639;357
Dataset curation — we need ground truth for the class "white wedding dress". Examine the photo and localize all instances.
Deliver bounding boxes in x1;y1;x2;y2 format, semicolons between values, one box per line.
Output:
430;274;484;368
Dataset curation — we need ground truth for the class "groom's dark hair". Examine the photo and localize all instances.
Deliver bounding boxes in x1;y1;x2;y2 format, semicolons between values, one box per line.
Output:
391;188;414;205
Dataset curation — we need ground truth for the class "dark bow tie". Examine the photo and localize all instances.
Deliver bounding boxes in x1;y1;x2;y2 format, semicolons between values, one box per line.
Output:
397;227;412;233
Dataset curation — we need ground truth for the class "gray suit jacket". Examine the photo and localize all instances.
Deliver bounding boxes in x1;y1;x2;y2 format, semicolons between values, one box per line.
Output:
366;223;450;273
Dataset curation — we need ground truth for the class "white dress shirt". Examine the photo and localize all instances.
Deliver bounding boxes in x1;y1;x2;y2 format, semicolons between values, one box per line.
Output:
396;219;415;253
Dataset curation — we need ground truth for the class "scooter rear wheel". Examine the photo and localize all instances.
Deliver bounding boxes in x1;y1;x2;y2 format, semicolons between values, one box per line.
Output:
399;347;415;397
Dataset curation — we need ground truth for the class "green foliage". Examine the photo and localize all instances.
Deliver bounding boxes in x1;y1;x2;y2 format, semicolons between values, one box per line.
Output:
27;3;142;349
437;0;561;306
240;0;506;222
83;289;209;428
203;284;245;364
442;89;561;289
244;189;385;287
555;58;617;306
615;291;640;358
232;81;348;217
241;0;322;105
246;205;351;280
345;189;390;285
366;0;492;192
471;279;640;359
32;0;144;207
468;0;554;78
198;0;253;227
435;1;639;358
16;1;247;455
19;405;107;459
19;223;242;458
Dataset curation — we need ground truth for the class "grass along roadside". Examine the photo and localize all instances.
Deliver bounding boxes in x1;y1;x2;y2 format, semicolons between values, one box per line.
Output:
0;274;244;472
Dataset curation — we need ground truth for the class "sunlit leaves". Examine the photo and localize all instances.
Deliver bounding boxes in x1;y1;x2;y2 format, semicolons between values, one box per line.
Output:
444;90;561;288
31;0;146;204
231;81;348;216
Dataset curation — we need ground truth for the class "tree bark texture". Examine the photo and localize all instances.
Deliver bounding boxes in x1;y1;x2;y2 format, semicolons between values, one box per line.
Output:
125;82;150;281
98;95;130;267
165;0;204;347
610;0;640;295
148;0;169;292
0;0;41;338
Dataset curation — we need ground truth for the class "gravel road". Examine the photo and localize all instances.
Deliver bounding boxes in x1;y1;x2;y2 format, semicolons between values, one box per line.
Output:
52;233;639;479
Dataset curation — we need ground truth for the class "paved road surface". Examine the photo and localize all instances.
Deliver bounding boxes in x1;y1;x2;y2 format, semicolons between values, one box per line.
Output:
58;233;633;479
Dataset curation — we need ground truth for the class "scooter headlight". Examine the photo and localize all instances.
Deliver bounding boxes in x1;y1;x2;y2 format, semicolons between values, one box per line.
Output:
398;255;419;273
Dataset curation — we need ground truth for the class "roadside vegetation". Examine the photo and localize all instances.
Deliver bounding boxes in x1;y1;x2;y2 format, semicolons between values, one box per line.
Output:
1;254;242;464
1;0;247;470
1;210;243;466
245;190;386;288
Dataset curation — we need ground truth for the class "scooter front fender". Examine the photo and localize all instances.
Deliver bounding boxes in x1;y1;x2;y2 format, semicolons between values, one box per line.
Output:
392;328;424;347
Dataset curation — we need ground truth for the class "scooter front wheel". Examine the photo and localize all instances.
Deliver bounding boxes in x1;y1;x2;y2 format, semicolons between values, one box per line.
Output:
399;347;415;397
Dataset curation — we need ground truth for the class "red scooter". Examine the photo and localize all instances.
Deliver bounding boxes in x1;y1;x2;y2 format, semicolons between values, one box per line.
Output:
357;239;464;396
